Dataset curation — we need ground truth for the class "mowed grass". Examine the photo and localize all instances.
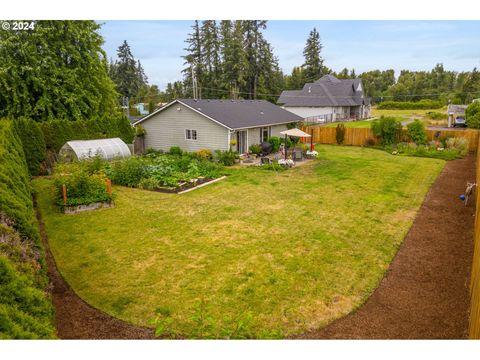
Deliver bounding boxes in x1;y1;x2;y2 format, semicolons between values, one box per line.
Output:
324;119;376;128
371;106;448;119
33;145;445;338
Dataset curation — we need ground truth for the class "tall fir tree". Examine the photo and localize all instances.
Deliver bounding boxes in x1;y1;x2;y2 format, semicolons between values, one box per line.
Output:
0;20;119;121
109;40;147;99
302;27;325;82
182;20;203;98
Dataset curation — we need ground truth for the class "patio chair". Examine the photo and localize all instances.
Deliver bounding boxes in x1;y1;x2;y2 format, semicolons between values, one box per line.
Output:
260;157;272;165
293;149;303;162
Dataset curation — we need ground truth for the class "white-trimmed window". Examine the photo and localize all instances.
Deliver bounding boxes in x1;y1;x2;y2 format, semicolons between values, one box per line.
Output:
185;129;198;140
260;126;271;142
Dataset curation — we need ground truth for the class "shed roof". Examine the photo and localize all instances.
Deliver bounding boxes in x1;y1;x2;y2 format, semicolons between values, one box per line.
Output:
60;138;131;161
447;104;467;115
134;99;304;129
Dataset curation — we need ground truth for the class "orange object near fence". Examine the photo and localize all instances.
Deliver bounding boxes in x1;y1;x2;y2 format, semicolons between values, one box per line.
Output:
62;184;67;206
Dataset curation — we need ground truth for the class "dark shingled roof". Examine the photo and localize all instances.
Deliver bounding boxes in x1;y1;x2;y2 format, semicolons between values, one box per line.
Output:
277;74;370;107
179;99;303;129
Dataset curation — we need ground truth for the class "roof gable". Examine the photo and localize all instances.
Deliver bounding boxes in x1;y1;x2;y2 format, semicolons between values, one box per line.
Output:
278;75;369;107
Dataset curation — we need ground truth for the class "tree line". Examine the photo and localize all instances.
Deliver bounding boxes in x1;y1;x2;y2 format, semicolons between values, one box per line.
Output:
2;20;480;124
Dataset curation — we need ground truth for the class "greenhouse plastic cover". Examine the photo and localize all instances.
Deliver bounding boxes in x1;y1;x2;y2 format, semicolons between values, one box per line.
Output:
61;138;131;161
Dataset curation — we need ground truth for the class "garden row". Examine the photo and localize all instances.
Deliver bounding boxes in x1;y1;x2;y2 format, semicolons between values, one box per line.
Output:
53;147;227;208
0;120;56;339
52;134;312;209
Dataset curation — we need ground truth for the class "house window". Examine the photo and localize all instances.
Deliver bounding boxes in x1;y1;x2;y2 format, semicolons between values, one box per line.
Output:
185;129;198;140
260;126;271;142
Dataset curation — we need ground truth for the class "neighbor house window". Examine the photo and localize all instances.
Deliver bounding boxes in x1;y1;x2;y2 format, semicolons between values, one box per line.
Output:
185;129;198;140
260;126;271;142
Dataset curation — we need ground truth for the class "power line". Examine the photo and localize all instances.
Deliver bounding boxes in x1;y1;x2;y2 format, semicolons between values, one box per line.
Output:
124;85;480;103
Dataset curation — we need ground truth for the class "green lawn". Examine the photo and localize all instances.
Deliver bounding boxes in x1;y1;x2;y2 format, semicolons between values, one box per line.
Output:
33;145;445;338
324;119;376;128
371;107;448;119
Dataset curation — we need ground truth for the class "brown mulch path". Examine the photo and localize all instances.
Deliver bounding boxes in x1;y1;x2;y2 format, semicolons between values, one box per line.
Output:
35;198;155;339
296;153;476;339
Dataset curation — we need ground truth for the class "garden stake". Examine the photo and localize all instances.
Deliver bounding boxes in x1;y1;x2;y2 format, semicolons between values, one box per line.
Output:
62;184;67;206
106;179;112;196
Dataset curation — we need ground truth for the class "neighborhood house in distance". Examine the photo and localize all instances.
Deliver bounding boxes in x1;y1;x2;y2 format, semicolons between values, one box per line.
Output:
278;74;371;122
134;99;303;154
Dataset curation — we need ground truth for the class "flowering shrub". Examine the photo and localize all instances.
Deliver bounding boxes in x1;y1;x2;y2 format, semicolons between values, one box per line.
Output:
445;137;469;156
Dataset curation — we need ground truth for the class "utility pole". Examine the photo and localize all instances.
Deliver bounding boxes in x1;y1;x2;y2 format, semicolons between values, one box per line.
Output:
191;66;198;100
122;96;130;118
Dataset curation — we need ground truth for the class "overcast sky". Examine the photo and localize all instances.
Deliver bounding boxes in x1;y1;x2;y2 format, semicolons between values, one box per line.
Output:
99;20;480;90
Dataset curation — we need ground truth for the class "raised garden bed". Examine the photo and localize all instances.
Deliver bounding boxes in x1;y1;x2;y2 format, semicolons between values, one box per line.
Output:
62;201;114;214
149;176;227;194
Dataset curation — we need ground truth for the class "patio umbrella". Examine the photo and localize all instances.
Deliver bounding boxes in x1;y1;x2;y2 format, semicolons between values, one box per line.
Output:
279;128;311;160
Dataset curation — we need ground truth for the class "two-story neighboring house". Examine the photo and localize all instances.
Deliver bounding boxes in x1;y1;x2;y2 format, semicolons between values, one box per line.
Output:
277;74;371;122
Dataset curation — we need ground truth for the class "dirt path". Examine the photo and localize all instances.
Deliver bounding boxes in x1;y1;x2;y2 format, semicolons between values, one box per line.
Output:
35;199;155;339
297;153;476;339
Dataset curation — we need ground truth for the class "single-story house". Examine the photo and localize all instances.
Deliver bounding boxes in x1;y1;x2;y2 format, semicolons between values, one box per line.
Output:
277;74;371;122
133;99;304;154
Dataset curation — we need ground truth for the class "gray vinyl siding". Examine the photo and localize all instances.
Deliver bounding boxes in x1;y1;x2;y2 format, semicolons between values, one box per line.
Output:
270;124;288;137
141;103;229;152
230;124;289;152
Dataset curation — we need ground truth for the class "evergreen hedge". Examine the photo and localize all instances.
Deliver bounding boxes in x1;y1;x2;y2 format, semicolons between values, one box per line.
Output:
0;120;55;339
39;115;134;152
13;118;47;176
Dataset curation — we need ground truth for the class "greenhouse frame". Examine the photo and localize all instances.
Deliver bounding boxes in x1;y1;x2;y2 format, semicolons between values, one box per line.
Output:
59;138;131;162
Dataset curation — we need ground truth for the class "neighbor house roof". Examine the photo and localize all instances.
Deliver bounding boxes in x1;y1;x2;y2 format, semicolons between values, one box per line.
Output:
447;104;467;116
277;74;369;107
134;99;304;130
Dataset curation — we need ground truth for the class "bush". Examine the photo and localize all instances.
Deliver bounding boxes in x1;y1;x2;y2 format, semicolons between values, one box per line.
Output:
406;120;427;144
364;137;376;146
335;124;346;145
196;149;213;160
215;150;238;166
53;168;113;207
426;112;447;120
466;102;480;129
445;137;469;156
0;121;40;241
248;144;262;155
0;120;55;339
108;157;147;187
279;136;293;149
168;146;183;156
377;99;443;110
138;177;161;190
13;118;47;176
135;125;146;137
0;257;55;339
371;116;402;145
267;136;281;152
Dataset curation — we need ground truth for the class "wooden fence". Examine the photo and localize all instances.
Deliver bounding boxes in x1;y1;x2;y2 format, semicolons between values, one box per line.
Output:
470;148;480;339
300;125;480;151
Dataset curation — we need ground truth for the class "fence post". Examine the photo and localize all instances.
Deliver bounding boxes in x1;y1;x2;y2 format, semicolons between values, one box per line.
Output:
62;184;67;206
